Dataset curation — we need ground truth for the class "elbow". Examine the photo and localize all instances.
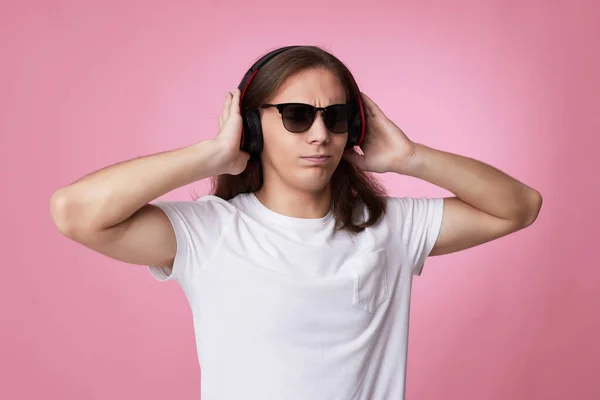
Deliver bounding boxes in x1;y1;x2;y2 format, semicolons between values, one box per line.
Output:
521;189;543;227
50;189;80;238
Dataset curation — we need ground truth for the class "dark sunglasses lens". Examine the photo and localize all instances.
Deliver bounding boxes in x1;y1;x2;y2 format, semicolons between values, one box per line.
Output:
281;104;314;133
324;104;350;133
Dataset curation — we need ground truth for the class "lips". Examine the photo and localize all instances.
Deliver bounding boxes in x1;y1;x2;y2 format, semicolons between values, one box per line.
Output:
301;155;331;163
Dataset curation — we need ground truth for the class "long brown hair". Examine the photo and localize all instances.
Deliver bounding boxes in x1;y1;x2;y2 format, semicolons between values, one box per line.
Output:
210;46;388;234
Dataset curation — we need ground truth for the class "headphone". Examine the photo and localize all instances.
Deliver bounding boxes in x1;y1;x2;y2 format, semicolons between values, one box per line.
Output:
237;46;366;154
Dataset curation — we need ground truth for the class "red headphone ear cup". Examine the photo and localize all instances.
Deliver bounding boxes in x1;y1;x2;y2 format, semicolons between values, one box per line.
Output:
241;109;264;154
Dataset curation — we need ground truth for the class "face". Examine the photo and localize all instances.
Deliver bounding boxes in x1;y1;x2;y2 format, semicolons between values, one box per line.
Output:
259;67;349;194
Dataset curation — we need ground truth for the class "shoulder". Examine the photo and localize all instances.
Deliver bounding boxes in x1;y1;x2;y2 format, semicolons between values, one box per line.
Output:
151;194;241;228
381;195;445;234
196;194;239;211
383;195;444;216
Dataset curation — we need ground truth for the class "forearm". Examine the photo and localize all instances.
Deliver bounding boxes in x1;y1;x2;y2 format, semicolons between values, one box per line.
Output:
399;143;542;222
50;139;225;232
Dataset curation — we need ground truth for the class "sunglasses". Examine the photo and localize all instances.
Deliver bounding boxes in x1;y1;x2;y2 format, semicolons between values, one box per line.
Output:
260;103;354;134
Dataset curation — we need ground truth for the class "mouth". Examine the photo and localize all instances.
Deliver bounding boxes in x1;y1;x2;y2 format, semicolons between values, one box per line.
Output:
300;155;331;163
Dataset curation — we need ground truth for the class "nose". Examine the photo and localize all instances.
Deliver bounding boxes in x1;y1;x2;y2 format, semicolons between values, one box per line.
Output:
305;111;330;144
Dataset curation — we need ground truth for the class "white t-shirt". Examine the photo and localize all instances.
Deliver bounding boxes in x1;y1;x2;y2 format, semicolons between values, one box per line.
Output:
148;192;444;400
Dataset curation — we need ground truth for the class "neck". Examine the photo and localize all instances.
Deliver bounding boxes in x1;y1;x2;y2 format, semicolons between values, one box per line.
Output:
254;183;332;219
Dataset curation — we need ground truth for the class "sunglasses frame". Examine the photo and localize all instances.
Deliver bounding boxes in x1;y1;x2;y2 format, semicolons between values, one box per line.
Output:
259;102;353;134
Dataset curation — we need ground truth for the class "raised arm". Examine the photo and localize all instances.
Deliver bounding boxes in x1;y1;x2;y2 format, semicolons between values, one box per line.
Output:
50;89;248;268
342;91;542;258
400;143;542;257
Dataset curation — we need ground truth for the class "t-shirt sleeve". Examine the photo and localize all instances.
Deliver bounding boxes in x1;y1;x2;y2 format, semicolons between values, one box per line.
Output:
146;196;233;284
386;196;445;276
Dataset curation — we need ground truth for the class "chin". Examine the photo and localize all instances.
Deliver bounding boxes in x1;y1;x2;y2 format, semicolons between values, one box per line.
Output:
290;171;333;193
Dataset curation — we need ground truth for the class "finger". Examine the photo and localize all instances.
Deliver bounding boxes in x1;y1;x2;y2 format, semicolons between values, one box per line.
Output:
360;92;380;117
360;92;376;117
229;88;241;117
218;113;223;130
222;91;232;122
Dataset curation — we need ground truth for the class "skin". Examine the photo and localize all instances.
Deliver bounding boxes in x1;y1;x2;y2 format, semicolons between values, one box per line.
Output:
253;67;349;219
48;56;542;273
215;67;543;256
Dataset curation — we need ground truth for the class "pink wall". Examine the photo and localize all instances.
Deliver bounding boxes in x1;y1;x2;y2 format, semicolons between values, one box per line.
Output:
1;1;598;399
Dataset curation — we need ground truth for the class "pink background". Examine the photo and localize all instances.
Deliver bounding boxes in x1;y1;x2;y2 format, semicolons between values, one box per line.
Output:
1;1;598;399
